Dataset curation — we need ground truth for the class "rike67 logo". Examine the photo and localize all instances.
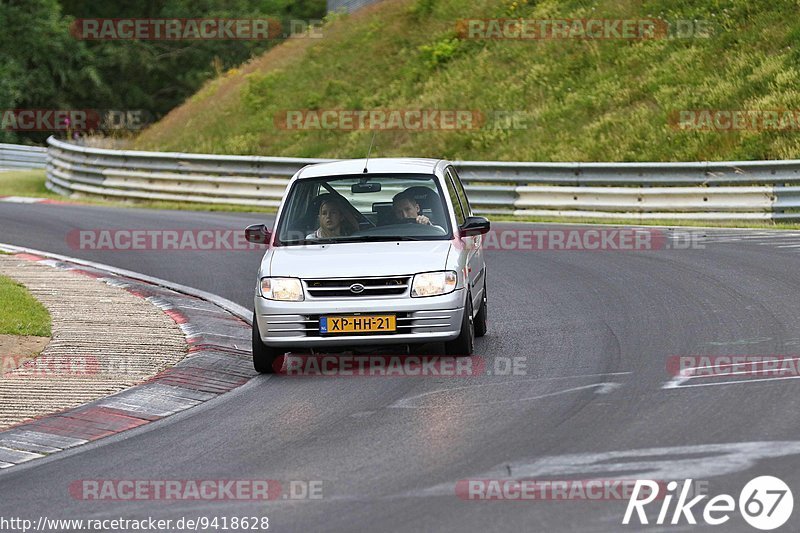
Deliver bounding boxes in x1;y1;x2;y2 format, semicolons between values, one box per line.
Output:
624;476;793;530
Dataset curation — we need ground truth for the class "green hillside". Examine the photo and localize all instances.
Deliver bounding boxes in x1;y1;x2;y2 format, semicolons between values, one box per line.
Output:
135;0;800;162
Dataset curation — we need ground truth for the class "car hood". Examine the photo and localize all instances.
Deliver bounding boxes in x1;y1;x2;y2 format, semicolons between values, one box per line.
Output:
267;240;452;278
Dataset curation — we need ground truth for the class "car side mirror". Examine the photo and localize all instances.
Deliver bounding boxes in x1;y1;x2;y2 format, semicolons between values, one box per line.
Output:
244;224;271;245
460;216;490;236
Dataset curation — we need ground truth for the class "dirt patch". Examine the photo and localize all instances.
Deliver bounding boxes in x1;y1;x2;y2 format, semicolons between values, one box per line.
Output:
0;334;49;367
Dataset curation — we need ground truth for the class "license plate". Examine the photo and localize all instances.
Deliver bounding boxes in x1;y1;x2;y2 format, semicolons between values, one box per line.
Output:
320;314;396;334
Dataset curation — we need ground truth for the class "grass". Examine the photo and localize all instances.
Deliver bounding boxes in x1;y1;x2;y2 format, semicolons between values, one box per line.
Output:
0;170;59;199
0;274;51;337
135;0;800;162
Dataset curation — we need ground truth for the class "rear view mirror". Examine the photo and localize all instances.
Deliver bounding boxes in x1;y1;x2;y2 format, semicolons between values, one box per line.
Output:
244;224;271;245
352;182;381;193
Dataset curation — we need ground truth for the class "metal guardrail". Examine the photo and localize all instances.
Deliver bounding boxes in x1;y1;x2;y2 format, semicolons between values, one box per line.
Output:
44;136;800;221
45;137;332;207
327;0;383;13
0;143;47;170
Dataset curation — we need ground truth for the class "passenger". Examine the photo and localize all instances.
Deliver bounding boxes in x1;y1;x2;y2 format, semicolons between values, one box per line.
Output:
307;197;357;239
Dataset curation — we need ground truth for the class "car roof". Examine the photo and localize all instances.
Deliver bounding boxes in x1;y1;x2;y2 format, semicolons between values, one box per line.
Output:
297;158;447;179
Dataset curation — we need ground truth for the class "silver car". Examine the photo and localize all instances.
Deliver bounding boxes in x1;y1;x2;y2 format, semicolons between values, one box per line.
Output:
244;158;489;373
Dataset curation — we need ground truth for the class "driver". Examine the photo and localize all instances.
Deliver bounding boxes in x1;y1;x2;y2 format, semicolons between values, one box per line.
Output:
392;191;438;226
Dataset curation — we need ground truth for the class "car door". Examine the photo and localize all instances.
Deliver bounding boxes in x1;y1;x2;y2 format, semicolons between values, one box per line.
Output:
445;167;484;313
453;166;486;311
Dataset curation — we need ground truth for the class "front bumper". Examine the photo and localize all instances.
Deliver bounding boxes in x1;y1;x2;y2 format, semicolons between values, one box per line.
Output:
254;288;465;348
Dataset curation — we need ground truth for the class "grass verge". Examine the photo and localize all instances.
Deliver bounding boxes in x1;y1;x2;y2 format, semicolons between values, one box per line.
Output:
0;169;58;199
0;273;51;337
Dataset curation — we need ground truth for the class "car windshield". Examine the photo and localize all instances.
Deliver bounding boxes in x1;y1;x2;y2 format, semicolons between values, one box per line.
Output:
276;174;452;245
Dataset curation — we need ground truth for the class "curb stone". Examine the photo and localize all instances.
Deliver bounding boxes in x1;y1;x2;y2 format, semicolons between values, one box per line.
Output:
0;249;255;469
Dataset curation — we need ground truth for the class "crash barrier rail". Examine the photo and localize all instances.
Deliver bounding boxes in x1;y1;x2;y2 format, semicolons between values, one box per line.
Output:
0;143;47;170
45;136;800;221
327;0;383;14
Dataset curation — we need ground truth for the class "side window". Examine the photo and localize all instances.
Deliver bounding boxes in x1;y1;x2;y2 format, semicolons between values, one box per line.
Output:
449;167;472;217
445;169;466;226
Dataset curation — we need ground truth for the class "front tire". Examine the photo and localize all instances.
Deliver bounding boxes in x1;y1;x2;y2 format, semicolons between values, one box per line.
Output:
252;312;283;373
445;291;475;356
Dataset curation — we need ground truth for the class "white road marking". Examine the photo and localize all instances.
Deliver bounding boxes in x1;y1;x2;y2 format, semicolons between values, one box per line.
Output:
389;374;628;409
662;357;800;389
0;196;48;203
702;337;772;346
667;374;800;389
402;441;800;499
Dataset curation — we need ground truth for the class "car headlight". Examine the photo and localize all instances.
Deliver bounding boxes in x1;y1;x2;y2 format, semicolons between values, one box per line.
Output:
260;277;304;301
411;271;458;297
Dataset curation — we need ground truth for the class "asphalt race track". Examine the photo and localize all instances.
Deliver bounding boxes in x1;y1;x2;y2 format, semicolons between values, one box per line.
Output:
3;201;800;531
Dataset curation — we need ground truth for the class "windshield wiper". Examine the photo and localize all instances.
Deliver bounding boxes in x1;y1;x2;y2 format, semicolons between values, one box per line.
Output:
339;235;427;242
279;238;338;245
281;235;428;245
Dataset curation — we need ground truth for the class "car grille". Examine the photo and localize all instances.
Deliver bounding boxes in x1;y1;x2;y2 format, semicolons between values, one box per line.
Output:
262;311;451;338
303;276;411;299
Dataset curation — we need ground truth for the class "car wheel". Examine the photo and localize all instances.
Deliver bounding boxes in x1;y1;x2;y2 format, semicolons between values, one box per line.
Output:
474;278;488;338
445;290;474;356
252;312;283;373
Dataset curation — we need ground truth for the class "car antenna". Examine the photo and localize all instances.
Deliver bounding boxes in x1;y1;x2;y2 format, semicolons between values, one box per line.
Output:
363;131;376;174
